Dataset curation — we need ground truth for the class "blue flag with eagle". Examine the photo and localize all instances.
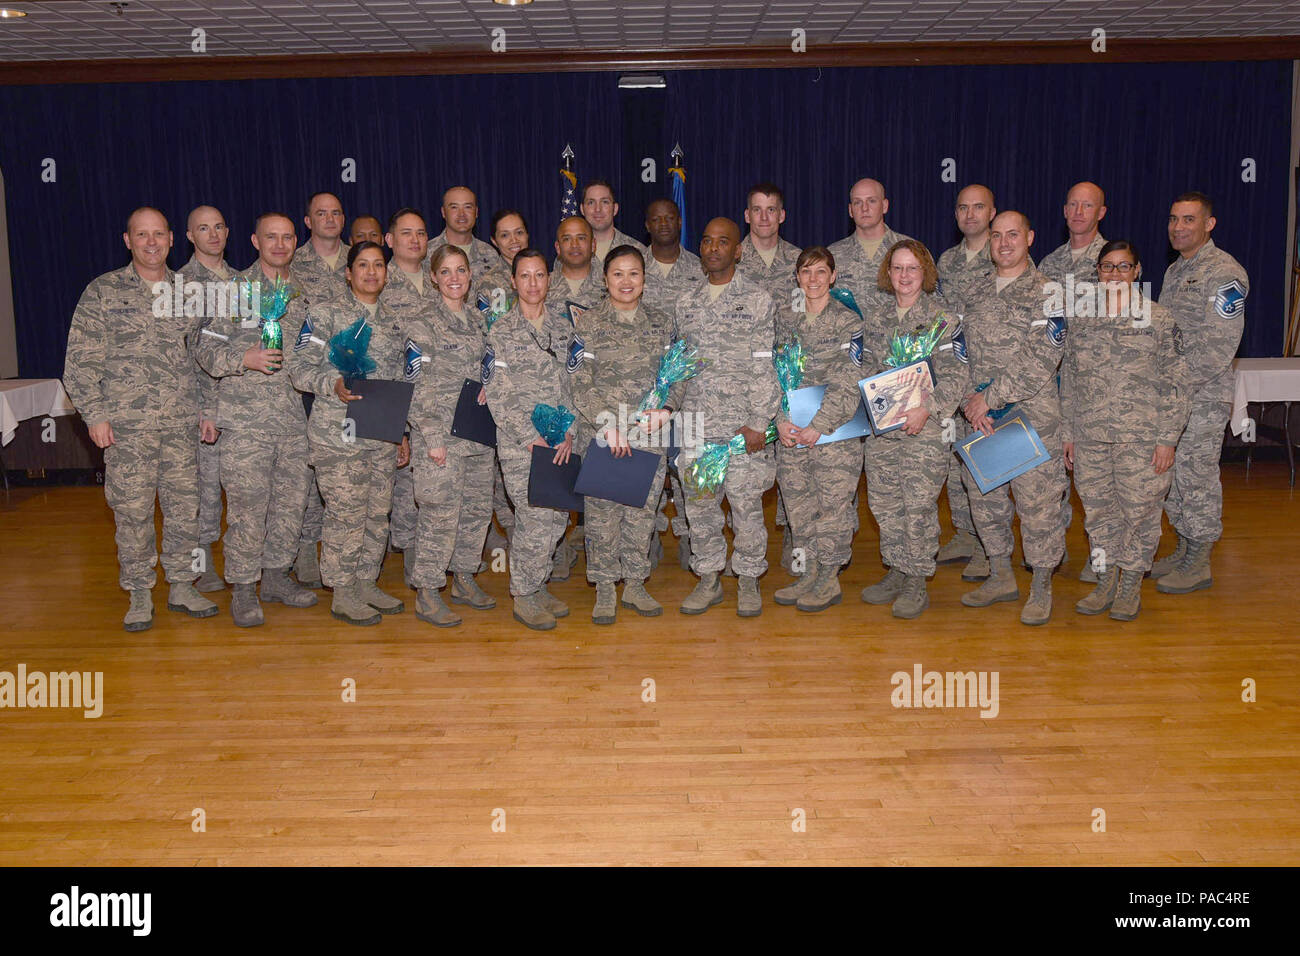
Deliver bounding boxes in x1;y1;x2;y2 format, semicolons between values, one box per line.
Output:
669;163;687;250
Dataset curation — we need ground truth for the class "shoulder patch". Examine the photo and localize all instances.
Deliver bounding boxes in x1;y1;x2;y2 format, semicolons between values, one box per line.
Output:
848;330;863;368
1214;278;1247;319
566;334;585;374
1046;312;1067;348
1172;325;1187;355
403;339;422;383
951;319;969;364
294;315;313;352
480;345;495;385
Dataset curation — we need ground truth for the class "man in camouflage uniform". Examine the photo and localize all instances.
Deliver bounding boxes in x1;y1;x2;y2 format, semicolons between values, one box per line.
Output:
1153;191;1248;594
958;211;1068;626
427;186;500;281
675;218;781;617
934;185;997;579
642;198;702;569
1038;181;1109;581
828;178;915;321
482;250;577;630
291;191;350;590
181;204;235;592
582;179;647;271
194;212;318;626
349;215;383;247
381;208;435;579
63;207;217;630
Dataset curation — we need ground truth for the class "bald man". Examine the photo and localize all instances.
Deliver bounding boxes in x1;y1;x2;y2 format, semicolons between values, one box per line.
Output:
674;217;781;617
828;178;915;318
182;204;235;592
427;186;500;280
957;211;1068;626
1038;182;1107;581
63;207;218;630
934;185;997;577
349;215;383;247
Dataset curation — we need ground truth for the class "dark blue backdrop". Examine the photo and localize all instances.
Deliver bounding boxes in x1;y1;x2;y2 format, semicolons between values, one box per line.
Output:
0;59;1290;379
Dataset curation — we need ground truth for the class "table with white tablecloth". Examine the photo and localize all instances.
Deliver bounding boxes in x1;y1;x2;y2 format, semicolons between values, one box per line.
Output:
0;379;78;488
1230;357;1300;485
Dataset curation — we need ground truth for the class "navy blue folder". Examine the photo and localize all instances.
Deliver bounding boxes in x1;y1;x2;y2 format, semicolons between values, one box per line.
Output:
528;444;585;512
956;413;1052;494
573;439;662;507
342;378;414;444
450;378;497;447
786;385;873;445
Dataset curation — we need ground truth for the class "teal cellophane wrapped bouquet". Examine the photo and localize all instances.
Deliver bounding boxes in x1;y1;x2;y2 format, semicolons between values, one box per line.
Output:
884;313;949;369
532;404;575;446
328;315;376;379
635;339;707;420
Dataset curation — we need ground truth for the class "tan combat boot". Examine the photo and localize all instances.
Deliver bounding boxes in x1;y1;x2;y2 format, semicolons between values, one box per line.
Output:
357;579;404;614
961;543;990;582
332;584;381;626
539;585;569;618
936;530;977;565
680;571;723;615
891;574;929;619
1110;569;1144;621
1155;541;1213;594
451;572;496;610
167;581;218;618
1020;566;1053;626
230;583;264;627
621;580;662;617
513;590;557;631
737;575;762;618
195;543;224;592
1075;567;1118;615
416;588;461;627
592;582;617;625
1150;534;1188;578
796;563;842;613
774;559;819;606
260;566;318;607
961;556;1019;607
861;568;906;605
123;589;153;632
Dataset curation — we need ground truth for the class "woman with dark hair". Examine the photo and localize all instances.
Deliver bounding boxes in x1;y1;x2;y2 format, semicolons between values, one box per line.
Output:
482;248;576;631
1062;239;1187;621
406;245;496;627
570;244;679;624
858;239;969;619
771;245;867;613
287;241;410;626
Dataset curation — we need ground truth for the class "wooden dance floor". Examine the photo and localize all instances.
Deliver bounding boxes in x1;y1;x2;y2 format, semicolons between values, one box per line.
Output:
2;462;1297;866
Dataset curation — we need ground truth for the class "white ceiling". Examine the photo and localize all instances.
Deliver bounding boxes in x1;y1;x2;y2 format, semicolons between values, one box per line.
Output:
0;0;1297;61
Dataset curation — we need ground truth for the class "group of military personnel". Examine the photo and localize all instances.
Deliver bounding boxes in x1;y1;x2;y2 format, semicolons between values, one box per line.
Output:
62;174;1247;632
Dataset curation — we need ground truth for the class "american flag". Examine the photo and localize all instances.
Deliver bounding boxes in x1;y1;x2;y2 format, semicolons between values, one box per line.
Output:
561;168;578;219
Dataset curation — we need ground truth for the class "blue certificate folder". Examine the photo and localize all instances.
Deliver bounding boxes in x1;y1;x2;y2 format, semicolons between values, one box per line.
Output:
956;414;1052;494
573;439;662;507
785;385;872;445
528;444;584;512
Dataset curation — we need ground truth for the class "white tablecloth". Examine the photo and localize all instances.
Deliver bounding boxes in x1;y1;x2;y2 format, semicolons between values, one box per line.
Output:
0;379;76;446
1230;358;1300;437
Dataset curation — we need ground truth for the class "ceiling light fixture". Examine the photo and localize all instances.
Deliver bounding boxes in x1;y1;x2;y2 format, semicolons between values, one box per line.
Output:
0;8;28;17
493;0;533;6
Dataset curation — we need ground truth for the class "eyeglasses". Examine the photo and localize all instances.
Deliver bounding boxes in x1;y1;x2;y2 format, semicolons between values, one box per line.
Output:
1098;262;1136;274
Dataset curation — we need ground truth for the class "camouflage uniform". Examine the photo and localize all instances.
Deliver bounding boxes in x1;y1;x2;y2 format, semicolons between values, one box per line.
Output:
642;247;702;316
291;240;350;554
427;230;500;282
936;239;995;539
63;264;203;590
1061;297;1187;572
286;290;406;588
482;304;576;597
959;266;1068;569
192;264;312;584
773;296;864;570
571;298;680;584
1158;238;1248;544
738;234;801;309
592;228;648;272
406;295;495;588
860;293;969;575
545;265;607;451
470;260;518;544
379;262;441;556
1038;232;1107;536
827;226;915;321
675;272;781;576
180;254;233;549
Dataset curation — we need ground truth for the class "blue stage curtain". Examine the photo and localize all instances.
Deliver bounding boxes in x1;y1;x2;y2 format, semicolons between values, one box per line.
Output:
0;59;1290;379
